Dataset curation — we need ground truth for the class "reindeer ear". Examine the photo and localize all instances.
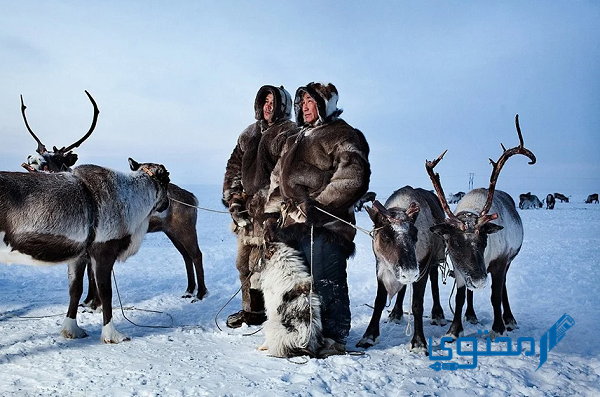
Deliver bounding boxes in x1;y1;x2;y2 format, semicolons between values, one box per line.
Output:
480;222;504;235
147;164;171;185
128;158;140;171
430;223;454;238
365;205;379;223
63;152;78;167
157;165;170;184
406;202;420;222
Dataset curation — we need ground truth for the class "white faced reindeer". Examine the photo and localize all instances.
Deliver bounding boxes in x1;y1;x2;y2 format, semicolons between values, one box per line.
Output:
356;186;447;353
0;158;170;343
20;92;207;302
426;115;536;340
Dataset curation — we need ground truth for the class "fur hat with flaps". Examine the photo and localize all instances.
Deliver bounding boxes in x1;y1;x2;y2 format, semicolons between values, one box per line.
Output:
254;85;293;122
294;82;343;127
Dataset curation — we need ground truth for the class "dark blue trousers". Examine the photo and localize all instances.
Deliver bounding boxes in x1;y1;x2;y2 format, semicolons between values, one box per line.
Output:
299;232;351;344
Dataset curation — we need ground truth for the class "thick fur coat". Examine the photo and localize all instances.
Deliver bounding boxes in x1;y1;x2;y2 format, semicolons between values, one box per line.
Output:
222;85;298;244
265;83;370;249
259;243;323;357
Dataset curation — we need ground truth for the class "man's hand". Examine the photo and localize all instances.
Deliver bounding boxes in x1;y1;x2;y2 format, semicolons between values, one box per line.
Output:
229;200;250;228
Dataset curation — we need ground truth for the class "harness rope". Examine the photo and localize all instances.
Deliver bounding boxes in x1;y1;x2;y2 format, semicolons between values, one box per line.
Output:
313;206;378;238
112;271;175;329
168;197;230;214
299;225;316;350
212;272;264;336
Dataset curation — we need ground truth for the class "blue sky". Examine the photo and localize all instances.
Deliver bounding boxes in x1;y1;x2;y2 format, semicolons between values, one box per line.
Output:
1;2;598;198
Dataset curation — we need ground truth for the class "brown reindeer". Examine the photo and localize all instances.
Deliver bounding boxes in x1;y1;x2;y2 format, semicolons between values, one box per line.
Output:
427;114;536;339
20;91;207;302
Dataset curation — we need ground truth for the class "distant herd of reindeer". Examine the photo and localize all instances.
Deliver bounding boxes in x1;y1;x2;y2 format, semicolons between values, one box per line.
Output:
357;190;599;214
516;191;598;209
0;91;596;356
425;190;599;211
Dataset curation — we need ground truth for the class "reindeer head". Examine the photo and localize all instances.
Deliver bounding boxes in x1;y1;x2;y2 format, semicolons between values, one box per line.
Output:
128;158;171;213
427;115;536;290
20;90;99;173
366;200;421;296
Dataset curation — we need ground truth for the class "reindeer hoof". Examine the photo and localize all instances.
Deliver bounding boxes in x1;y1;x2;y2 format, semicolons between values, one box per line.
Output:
192;289;209;303
356;336;377;349
444;328;463;341
60;317;88;339
182;291;193;299
465;314;479;324
505;319;518;331
409;342;428;355
101;320;130;343
487;330;504;341
80;300;101;311
431;308;447;326
430;316;447;326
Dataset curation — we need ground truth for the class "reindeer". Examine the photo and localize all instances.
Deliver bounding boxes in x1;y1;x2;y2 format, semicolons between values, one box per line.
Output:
518;192;543;209
20;92;207;302
585;193;599;204
546;194;555;210
0;158;170;343
448;191;465;204
356;186;447;353
553;193;569;203
426;114;536;340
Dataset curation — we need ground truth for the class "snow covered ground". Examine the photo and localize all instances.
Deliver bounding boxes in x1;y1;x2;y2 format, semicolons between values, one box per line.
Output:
1;184;599;396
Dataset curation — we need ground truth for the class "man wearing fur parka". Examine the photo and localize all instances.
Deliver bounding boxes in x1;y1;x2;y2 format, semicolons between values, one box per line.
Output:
222;85;298;328
264;82;370;354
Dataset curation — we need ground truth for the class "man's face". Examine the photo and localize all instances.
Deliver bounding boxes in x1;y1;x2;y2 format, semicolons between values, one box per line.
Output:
263;93;274;124
302;92;318;125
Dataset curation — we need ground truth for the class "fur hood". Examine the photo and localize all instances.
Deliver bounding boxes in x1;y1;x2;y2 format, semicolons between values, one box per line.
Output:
254;85;293;123
294;82;343;127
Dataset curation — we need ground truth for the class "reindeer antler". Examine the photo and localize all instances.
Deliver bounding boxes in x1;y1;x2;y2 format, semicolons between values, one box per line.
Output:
20;90;100;156
20;95;47;154
479;114;537;222
61;90;100;153
426;150;466;230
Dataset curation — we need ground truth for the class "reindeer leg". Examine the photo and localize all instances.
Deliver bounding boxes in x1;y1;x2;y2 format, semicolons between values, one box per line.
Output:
489;262;507;338
167;231;207;301
166;234;196;298
191;246;207;301
184;231;207;301
465;289;478;324
61;256;89;339
388;284;406;323
356;280;388;348
410;270;428;354
82;260;100;311
429;264;446;326
92;255;130;343
446;285;466;340
502;262;518;331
